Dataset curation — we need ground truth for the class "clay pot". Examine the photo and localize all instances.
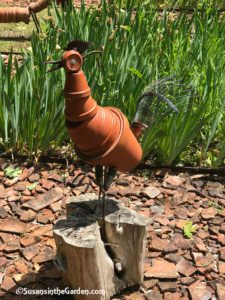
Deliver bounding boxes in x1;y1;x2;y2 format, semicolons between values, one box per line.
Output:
29;0;50;13
63;51;98;122
64;72;98;122
74;107;143;172
63;50;142;172
0;7;30;24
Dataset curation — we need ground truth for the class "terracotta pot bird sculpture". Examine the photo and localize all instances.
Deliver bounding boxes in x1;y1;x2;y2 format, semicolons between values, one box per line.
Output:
46;41;182;218
0;0;66;32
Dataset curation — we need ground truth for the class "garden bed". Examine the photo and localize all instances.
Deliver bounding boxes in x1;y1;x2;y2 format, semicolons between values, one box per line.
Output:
0;161;225;299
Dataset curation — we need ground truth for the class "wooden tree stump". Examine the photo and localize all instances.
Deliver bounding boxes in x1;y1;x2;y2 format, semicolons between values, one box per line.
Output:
53;193;149;300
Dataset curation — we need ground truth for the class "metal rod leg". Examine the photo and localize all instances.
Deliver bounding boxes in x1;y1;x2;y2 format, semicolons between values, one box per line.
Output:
31;11;41;33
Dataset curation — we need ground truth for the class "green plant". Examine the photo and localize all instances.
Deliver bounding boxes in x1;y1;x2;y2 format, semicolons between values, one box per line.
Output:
183;220;197;239
4;166;22;178
0;0;224;167
27;182;38;191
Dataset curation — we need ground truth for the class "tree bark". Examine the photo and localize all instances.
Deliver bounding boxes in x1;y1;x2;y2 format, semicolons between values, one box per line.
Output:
53;193;149;300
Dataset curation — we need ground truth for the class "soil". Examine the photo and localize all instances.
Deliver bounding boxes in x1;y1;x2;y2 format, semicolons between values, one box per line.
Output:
0;160;225;299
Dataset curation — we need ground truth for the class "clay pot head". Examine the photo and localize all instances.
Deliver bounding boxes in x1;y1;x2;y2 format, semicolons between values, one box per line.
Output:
62;50;83;73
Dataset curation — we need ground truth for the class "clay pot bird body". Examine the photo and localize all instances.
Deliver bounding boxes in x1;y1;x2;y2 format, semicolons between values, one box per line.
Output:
62;50;143;173
46;41;179;216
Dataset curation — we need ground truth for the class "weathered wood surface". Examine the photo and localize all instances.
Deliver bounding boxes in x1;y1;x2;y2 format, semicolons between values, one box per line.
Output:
53;193;149;300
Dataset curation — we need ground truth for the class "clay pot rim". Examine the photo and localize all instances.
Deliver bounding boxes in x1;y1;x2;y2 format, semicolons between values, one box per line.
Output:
64;88;91;99
75;107;124;162
65;102;98;122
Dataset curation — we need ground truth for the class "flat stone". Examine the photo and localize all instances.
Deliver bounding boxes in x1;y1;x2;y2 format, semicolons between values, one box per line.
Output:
154;216;169;226
145;258;179;279
0;206;8;218
165;253;182;264
7;195;20;202
0;190;7;199
20;235;40;247
217;234;225;245
173;192;189;206
4;240;20;253
30;224;53;237
37;213;52;224
175;219;186;229
165;175;185;186
1;276;18;292
174;207;188;219
0;232;13;243
149;234;169;252
192;252;208;269
4;179;17;187
197;229;209;239
14;182;26;192
35;185;45;193
5;264;16;276
216;283;225;300
150;205;164;214
48;173;63;183
32;246;55;264
193;237;207;252
145;290;163;300
142;279;159;290
218;261;225;275
158;281;177;292
41;179;54;190
19;209;36;222
201;207;217;220
208;226;220;235
28;173;40;182
0;217;26;234
208;188;224;198
220;248;225;261
45;238;56;250
49;201;62;212
8;202;21;214
189;280;212;300
22;187;63;211
141;186;161;199
14;259;29;274
176;258;196;276
180;277;195;286
164;233;192;252
21;244;40;261
18;167;34;181
0;256;8;268
163;292;180;300
6;189;19;197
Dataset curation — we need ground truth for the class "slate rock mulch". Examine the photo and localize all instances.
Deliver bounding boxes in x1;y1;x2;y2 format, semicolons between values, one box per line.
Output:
0;161;225;299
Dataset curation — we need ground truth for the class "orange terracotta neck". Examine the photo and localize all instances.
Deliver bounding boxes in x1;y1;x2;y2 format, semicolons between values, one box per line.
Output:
62;50;98;122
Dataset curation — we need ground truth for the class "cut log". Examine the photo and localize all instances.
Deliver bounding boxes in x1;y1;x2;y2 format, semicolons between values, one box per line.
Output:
53;193;149;300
